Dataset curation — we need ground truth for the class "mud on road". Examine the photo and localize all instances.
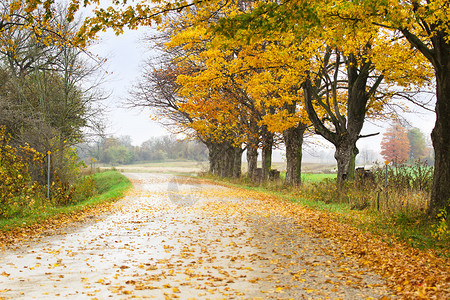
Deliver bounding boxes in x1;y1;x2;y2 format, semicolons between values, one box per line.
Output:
0;173;394;299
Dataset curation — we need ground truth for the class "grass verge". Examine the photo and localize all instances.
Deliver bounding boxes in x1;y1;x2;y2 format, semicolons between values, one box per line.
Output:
0;171;131;236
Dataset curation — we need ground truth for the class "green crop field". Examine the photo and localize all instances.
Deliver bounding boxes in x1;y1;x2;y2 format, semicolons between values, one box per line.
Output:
301;173;336;182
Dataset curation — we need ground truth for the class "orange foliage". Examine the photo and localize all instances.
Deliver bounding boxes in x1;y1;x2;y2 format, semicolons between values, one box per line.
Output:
381;121;411;164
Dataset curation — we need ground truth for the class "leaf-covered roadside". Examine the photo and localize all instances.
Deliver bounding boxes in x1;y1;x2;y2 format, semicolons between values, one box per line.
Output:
0;171;131;250
298;206;450;298
206;179;450;299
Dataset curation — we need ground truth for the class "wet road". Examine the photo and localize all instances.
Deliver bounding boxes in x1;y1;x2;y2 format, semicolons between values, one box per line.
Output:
0;173;393;299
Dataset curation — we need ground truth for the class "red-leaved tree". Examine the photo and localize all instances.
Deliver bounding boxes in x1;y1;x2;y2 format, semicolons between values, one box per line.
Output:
381;122;410;165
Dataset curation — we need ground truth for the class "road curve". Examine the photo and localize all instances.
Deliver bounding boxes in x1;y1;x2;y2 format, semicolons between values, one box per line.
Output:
0;173;394;299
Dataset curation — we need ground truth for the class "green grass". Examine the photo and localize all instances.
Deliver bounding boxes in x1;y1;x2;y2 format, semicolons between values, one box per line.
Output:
93;171;131;194
271;170;336;182
350;209;449;255
301;173;336;182
0;171;131;231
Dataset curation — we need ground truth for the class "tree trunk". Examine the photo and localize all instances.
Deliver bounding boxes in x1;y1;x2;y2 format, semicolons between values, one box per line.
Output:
261;147;272;182
247;145;258;181
218;147;226;177
233;146;243;178
207;142;222;175
227;145;236;177
429;66;450;215
261;128;273;182
207;143;216;174
399;26;450;215
303;52;371;184
348;146;359;181
219;143;235;178
247;118;259;182
334;139;355;182
283;124;307;186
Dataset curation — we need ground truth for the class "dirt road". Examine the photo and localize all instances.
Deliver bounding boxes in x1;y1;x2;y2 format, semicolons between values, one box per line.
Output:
0;173;394;299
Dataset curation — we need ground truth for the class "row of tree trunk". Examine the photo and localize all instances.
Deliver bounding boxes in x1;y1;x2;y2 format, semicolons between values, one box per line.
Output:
205;123;308;186
207;141;243;178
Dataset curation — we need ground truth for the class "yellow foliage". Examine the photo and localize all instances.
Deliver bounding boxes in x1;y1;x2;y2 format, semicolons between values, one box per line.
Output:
0;127;44;217
71;0;440;152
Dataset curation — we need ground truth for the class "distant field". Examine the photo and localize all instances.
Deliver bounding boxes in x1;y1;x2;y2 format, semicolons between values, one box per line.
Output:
100;160;209;174
301;163;337;173
301;173;336;182
242;162;336;174
99;160;336;176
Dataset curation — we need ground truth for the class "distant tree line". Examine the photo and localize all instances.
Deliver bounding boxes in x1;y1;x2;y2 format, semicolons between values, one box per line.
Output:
77;135;209;165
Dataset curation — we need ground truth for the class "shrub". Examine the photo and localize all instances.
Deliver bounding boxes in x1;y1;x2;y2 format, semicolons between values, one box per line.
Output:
0;127;45;217
71;176;97;204
0;126;101;217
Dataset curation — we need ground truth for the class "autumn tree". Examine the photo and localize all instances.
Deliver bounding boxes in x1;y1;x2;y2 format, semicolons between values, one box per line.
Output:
212;0;447;210
169;11;315;184
327;0;449;217
154;5;261;179
381;122;411;165
407;127;428;161
302;46;382;182
211;1;431;185
242;35;312;185
73;1;265;181
1;1;56;32
128;19;247;178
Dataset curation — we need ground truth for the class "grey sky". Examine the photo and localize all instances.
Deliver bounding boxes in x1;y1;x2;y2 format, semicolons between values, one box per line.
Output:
91;28;169;146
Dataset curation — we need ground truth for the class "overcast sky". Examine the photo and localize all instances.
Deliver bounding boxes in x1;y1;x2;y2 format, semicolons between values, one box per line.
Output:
90;28;169;146
89;27;437;159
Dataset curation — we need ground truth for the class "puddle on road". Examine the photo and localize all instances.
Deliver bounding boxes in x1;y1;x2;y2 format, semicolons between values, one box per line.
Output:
0;173;393;299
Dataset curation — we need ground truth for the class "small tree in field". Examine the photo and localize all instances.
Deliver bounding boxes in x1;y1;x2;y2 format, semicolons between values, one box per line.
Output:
381;122;410;165
407;128;428;161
